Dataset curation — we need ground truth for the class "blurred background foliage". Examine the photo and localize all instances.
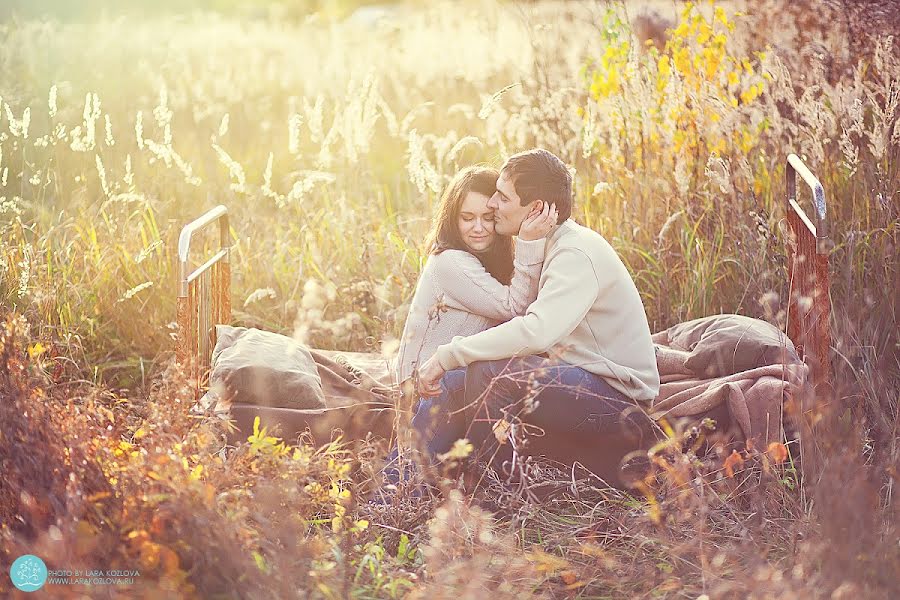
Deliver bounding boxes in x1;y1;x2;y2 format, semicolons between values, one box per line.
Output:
0;0;402;22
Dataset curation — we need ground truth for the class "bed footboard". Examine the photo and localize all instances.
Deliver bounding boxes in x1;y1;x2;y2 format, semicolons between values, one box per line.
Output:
784;154;834;485
784;153;833;399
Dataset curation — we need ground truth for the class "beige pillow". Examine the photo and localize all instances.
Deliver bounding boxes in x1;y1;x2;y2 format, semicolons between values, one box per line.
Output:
210;325;326;410
666;314;801;378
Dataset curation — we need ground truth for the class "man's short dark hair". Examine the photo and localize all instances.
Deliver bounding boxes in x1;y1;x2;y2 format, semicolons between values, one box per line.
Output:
502;148;573;223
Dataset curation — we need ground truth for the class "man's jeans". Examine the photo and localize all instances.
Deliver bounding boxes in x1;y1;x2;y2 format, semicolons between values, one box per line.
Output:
462;356;651;472
410;356;654;476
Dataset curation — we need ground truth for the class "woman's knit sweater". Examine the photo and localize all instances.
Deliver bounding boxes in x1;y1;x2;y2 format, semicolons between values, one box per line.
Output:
394;238;545;384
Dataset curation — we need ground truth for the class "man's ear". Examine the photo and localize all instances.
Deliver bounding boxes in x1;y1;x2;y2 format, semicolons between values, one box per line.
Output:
528;200;544;215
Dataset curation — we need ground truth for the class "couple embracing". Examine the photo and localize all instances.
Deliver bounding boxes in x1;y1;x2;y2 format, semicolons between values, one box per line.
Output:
392;148;660;481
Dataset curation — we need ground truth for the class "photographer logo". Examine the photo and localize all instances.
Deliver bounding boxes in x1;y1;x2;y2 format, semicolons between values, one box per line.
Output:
10;555;48;592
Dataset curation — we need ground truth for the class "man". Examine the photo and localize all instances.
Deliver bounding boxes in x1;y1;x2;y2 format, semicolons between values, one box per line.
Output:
414;148;660;474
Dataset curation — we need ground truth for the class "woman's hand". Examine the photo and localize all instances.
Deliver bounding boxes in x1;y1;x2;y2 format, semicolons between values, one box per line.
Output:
518;201;559;241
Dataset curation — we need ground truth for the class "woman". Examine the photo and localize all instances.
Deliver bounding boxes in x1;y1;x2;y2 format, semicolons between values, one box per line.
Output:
394;165;558;386
387;166;557;480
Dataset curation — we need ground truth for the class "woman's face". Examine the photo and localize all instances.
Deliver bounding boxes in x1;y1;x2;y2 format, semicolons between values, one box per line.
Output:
457;191;496;253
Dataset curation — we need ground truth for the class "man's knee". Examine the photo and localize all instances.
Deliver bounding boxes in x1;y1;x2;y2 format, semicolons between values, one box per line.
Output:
441;368;467;394
466;359;528;413
467;360;493;379
466;359;512;390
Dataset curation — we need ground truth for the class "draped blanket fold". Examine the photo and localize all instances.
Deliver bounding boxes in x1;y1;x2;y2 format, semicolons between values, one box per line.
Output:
650;315;809;447
220;349;398;444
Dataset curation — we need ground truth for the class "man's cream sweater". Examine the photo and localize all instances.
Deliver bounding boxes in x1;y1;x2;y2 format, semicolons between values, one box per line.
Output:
436;219;660;402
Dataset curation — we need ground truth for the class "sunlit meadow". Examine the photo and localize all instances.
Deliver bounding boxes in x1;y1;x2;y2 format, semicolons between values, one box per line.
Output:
1;0;898;597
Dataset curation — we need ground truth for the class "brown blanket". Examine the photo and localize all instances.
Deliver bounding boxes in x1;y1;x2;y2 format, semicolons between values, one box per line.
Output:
222;349;398;445
221;315;807;452
651;314;808;447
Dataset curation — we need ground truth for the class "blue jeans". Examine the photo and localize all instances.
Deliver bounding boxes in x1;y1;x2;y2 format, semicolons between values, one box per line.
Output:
382;368;467;486
425;356;653;475
390;357;654;484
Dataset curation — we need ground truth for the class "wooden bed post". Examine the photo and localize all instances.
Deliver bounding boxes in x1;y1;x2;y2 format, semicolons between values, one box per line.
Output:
785;154;834;484
175;205;231;397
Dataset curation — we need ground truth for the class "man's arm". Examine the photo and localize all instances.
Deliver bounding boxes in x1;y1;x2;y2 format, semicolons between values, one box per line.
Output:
434;248;600;371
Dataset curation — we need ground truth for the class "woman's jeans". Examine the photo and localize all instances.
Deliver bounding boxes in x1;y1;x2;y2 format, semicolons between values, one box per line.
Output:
394;356;653;478
382;368;467;486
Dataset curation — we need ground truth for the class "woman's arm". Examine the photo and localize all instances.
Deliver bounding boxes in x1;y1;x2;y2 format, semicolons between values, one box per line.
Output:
429;238;545;321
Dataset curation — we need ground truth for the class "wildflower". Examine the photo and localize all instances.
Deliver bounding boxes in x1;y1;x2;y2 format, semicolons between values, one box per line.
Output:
124;155;134;189
95;154;110;196
135;111;144;149
406;129;442;194
212;143;246;193
767;442;788;463
243;288;277;307
478;83;519;119
723;449;744;477
217;113;229;138
4;104;31;139
118;281;153;302
48;85;58;119
104;114;115;146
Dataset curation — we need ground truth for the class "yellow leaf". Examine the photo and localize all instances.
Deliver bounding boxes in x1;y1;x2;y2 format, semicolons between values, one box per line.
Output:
723;450;745;478
252;551;269;573
715;6;728;26
437;438;474;462
674;47;691;74
658;55;671;78
27;343;47;359
492;418;511;444
766;442;789;463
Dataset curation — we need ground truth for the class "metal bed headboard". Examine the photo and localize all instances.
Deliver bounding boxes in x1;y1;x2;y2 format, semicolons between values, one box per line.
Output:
175;204;231;393
785;153;833;400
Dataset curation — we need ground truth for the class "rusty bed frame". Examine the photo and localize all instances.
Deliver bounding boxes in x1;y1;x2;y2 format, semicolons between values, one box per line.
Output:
174;154;834;460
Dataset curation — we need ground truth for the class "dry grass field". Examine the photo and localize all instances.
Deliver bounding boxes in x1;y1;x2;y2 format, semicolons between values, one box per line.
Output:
1;0;898;597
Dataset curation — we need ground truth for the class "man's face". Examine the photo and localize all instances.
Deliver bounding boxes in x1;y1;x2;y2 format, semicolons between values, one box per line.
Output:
487;170;537;236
